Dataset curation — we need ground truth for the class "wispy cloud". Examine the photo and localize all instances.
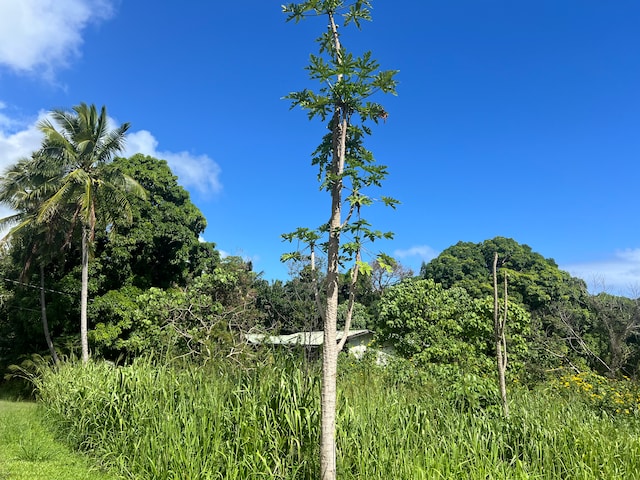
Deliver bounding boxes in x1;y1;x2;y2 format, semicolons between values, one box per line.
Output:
562;249;640;295
0;0;117;78
0;105;222;199
124;130;222;196
394;245;439;263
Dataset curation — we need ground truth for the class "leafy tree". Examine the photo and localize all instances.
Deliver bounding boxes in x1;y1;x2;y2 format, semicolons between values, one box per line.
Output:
377;279;483;366
418;237;640;380
37;103;146;363
377;278;530;373
91;256;261;361
420;241;489;298
422;237;588;314
95;154;217;291
281;1;398;477
85;154;220;358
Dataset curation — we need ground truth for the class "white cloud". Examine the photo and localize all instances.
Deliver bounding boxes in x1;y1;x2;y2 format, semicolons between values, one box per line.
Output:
124;130;223;195
562;249;640;295
0;108;47;172
394;245;439;263
0;106;222;202
0;0;116;78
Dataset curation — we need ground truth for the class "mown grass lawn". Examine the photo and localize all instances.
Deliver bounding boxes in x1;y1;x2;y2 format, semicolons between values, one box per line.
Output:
0;400;121;480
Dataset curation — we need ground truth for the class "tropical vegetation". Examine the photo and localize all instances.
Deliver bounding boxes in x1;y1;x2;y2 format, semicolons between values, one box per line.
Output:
1;1;640;478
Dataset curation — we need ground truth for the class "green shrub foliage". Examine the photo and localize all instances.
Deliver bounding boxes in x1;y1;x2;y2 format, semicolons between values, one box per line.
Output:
376;278;530;373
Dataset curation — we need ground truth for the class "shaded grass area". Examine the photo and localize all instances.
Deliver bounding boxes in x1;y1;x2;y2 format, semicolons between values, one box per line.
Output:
33;355;640;479
0;400;121;480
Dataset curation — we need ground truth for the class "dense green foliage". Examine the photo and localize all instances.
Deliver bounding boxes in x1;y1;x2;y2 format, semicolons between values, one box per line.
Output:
376;279;530;372
0;153;253;370
95;154;217;290
417;237;640;379
31;356;640;479
91;256;261;361
421;237;588;312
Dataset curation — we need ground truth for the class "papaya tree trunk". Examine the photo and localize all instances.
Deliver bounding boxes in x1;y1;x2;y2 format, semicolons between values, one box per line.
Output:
319;12;349;480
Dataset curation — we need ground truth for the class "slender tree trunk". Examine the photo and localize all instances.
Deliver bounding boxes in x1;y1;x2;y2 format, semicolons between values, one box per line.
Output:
319;12;347;480
80;226;89;364
493;252;509;418
321;276;338;480
320;116;346;480
500;271;509;418
39;264;59;366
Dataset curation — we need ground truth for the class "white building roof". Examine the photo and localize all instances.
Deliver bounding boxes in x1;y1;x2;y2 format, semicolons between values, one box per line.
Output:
244;329;372;347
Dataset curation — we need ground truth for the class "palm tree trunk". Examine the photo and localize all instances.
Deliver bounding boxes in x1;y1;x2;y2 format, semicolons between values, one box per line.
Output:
80;226;89;364
39;264;59;365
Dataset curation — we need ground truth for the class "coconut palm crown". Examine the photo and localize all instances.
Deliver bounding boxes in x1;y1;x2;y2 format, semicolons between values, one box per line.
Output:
35;103;146;363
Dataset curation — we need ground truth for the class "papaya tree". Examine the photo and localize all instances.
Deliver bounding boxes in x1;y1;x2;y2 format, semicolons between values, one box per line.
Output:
281;2;398;478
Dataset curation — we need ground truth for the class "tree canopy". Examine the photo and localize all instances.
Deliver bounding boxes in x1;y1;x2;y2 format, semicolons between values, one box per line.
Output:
0;152;224;368
421;237;589;313
95;154;218;291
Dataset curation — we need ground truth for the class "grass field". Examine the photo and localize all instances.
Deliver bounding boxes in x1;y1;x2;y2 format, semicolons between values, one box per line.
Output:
29;355;640;479
0;400;121;480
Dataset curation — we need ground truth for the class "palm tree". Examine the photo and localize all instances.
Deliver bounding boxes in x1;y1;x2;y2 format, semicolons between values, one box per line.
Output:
36;103;146;364
0;156;66;365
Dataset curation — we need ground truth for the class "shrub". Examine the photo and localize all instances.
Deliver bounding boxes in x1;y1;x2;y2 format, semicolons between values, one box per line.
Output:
553;370;640;417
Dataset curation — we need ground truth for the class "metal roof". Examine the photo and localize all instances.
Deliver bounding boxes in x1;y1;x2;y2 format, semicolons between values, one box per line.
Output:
244;329;372;347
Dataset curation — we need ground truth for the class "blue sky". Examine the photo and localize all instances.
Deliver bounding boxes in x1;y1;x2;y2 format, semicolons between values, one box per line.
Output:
1;0;639;294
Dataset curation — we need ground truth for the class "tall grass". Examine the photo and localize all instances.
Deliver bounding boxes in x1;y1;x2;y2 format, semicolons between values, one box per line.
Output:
34;354;640;479
35;354;320;479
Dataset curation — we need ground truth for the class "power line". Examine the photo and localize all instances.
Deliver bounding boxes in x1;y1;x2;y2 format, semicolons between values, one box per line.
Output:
2;277;76;298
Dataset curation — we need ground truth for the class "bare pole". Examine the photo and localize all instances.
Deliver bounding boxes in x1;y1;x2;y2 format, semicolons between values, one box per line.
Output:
493;252;509;418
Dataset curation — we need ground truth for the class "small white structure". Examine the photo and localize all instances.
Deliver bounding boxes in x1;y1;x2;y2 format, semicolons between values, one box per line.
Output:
244;329;374;358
